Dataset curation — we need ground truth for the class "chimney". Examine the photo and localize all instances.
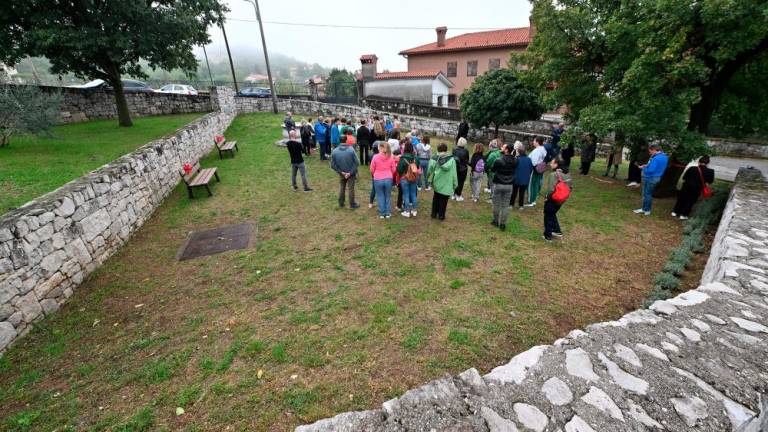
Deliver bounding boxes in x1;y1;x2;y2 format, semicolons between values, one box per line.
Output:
436;27;447;47
528;15;536;39
360;54;378;82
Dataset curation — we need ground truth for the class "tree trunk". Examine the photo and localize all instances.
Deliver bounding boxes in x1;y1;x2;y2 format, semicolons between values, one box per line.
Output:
111;78;133;127
494;124;499;138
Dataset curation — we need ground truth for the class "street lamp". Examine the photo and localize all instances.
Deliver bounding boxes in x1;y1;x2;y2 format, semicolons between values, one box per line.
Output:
244;0;279;114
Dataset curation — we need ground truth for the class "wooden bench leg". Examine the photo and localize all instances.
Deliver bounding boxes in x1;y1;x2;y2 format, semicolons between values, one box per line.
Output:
205;184;213;197
214;172;220;182
186;185;194;199
234;143;239;152
218;148;224;159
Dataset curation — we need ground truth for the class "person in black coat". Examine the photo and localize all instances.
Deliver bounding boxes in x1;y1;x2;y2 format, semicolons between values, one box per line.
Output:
672;156;715;219
452;137;470;201
579;133;597;175
357;119;372;165
456;119;469;144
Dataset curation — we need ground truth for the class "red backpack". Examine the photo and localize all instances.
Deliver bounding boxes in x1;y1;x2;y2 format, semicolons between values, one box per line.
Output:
698;166;713;199
550;172;571;204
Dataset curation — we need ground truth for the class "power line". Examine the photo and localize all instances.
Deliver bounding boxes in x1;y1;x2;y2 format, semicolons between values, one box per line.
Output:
224;17;504;31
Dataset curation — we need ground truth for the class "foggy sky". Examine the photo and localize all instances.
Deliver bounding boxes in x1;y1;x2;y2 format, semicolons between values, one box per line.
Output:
202;0;532;72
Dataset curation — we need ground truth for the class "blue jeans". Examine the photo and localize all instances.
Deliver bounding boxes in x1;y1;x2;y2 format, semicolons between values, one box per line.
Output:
642;176;661;212
419;159;430;188
374;178;393;216
400;179;418;211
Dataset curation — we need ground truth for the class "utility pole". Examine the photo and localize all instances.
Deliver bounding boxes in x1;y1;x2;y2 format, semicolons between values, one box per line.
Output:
220;22;239;93
245;0;278;113
202;45;215;88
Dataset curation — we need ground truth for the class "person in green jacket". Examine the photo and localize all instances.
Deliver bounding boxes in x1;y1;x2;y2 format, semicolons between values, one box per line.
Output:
428;143;458;220
485;139;502;197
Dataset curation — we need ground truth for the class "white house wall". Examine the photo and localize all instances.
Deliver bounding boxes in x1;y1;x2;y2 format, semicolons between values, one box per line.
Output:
364;79;434;105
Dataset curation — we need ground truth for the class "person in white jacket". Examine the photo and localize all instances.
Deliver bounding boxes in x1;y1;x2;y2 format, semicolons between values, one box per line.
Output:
526;136;548;207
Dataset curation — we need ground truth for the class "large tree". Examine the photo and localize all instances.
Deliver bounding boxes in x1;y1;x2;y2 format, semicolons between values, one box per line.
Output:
516;0;768;195
0;0;227;127
460;68;543;137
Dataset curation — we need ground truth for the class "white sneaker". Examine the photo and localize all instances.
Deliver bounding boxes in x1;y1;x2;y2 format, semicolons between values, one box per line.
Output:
401;211;411;218
524;202;536;207
472;198;478;203
679;215;688;220
379;215;385;219
417;187;422;191
369;203;374;209
456;196;465;202
426;186;432;191
671;212;677;217
451;195;457;200
627;182;638;187
484;188;491;193
411;210;417;217
643;211;651;216
633;208;645;214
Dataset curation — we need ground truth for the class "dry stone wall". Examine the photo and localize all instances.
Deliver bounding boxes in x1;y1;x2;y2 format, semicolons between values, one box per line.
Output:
297;167;768;431
9;84;214;124
0;87;236;353
235;97;555;145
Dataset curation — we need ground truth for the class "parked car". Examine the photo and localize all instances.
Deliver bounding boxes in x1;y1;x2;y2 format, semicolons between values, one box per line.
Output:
68;79;153;92
237;87;271;98
156;84;198;95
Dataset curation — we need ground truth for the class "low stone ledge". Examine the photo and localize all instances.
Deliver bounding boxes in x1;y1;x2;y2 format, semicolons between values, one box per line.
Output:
297;167;768;431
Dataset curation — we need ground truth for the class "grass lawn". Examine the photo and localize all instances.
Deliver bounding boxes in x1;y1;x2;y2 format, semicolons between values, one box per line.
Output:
0;113;204;213
0;113;693;431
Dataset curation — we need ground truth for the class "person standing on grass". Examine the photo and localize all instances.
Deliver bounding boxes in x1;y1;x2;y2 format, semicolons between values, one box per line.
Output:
397;142;420;217
300;120;314;156
634;143;669;216
331;135;360;209
579;133;597;175
428;143;458;221
416;136;432;191
526;136;547;207
469;142;485;202
370;140;396;218
452;137;470;201
315;118;328;160
604;141;623;178
485;139;501;195
490;143;518;231
284;112;295;131
388;130;401;155
344;128;356;146
511;142;533;210
357;119;372;165
456;118;469;144
560;140;574;172
672;156;715;220
626;142;648;187
373;115;386;141
286;130;312;192
330;117;341;149
542;158;573;242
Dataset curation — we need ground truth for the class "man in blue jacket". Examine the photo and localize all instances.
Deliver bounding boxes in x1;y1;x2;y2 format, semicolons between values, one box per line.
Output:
314;117;328;161
634;143;669;215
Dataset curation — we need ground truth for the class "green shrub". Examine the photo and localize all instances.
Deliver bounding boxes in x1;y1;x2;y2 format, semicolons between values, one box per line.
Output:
663;260;686;276
654;272;680;291
671;247;694;267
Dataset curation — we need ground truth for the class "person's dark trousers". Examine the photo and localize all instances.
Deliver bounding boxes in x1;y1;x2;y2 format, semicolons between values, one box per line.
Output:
510;184;527;207
455;169;468;197
431;192;450;220
580;161;592;175
338;174;357;207
543;198;562;239
319;142;328;161
396;183;403;209
627;163;642;183
302;139;311;156
359;143;369;165
673;186;699;216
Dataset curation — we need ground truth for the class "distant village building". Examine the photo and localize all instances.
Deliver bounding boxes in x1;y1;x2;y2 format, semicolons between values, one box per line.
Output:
358;54;454;107
359;22;534;107
244;73;271;83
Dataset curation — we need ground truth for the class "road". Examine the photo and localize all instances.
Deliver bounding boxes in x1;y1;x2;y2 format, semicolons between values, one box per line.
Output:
687;156;768;181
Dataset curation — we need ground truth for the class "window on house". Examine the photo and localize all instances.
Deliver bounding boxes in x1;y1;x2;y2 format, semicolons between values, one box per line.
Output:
489;58;501;70
447;61;457;78
467;60;478;77
448;94;457;106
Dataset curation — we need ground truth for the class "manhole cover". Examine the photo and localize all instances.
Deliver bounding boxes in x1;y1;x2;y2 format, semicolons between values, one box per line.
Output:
176;223;253;261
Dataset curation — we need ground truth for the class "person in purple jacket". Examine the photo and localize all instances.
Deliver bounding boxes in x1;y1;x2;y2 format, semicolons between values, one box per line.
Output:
633;144;669;216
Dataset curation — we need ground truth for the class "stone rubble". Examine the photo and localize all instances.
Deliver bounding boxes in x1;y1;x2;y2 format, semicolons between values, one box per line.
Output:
296;168;768;432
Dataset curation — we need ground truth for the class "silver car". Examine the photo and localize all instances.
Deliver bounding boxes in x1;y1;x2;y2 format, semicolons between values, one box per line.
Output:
156;84;198;95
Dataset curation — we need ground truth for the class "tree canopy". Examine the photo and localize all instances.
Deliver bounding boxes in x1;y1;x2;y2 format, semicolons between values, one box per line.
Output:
0;85;61;147
0;0;227;126
459;68;543;136
515;0;768;160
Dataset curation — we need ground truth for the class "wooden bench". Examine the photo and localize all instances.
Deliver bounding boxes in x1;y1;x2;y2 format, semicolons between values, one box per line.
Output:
215;138;238;159
179;161;220;198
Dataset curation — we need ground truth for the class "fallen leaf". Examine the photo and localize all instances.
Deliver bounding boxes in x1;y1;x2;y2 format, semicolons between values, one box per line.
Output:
257;369;263;379
176;407;185;416
134;304;144;308
290;374;298;380
92;319;100;327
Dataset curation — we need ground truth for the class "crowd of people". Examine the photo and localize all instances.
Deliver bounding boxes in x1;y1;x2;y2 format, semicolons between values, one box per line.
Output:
282;111;716;241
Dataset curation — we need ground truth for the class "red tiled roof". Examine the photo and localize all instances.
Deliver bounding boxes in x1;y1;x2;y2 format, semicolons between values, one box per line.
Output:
374;70;442;80
399;27;531;56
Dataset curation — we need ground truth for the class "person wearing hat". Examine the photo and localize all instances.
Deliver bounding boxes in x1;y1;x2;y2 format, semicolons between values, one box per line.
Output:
452;137;470;201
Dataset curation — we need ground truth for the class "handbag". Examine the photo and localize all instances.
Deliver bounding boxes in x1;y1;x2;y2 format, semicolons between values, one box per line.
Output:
535;161;547;174
698;166;713;199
